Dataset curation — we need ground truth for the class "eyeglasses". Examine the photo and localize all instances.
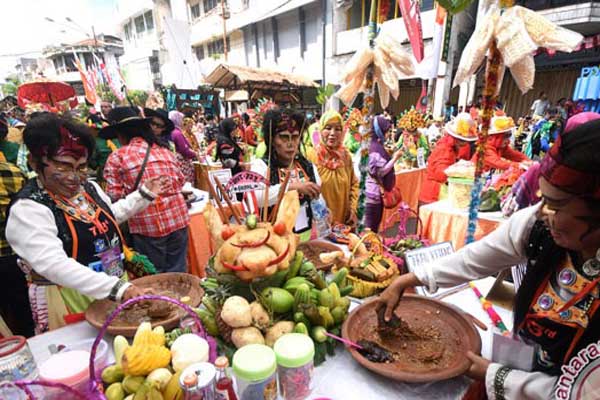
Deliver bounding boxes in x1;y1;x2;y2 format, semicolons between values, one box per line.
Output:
48;159;88;175
150;121;166;129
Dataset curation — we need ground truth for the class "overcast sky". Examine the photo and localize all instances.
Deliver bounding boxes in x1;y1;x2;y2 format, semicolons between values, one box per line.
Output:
0;0;118;80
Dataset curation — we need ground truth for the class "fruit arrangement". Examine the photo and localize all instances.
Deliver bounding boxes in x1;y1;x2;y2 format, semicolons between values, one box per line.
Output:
197;250;353;365
396;107;427;133
322;233;399;298
203;191;300;282
101;322;210;400
388;237;428;260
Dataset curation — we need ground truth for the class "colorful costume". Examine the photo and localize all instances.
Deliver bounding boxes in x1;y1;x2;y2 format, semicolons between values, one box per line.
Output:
169;111;197;183
315;110;359;225
396;108;429;167
364;116;396;232
472;116;529;171
415;113;600;400
420;113;477;204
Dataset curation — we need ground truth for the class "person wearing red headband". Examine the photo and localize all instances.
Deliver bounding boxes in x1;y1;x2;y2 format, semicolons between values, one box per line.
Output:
5;114;169;334
381;112;600;400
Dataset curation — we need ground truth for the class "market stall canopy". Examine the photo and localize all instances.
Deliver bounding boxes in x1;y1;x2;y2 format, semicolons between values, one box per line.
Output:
204;63;318;91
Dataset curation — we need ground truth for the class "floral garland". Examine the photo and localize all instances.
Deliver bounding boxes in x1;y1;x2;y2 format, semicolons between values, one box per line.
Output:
465;41;502;244
358;2;379;232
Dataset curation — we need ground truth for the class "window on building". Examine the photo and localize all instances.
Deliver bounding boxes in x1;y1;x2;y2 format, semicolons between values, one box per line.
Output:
124;22;132;41
195;45;205;60
83;53;94;69
203;0;218;13
53;57;65;74
190;2;201;20
63;54;77;72
134;14;145;35
144;11;154;31
207;38;224;57
347;0;434;30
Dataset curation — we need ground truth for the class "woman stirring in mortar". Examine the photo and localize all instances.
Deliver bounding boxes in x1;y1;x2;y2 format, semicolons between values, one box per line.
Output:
6;113;168;333
380;112;600;400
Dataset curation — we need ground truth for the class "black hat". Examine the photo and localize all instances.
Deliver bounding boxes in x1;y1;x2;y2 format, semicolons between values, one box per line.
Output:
99;107;151;139
143;108;174;134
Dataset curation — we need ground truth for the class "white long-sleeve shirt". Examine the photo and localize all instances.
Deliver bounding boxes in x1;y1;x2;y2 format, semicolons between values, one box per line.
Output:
250;158;322;206
414;203;558;400
6;181;152;301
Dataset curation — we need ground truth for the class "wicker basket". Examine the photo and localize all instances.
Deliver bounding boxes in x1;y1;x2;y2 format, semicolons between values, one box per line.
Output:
9;295;217;400
333;232;399;298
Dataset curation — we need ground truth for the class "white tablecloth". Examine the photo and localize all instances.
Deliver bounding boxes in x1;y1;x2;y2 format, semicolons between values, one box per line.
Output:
27;279;512;399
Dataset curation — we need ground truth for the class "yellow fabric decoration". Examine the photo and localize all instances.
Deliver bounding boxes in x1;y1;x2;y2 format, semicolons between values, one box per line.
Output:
454;6;582;93
106;140;118;152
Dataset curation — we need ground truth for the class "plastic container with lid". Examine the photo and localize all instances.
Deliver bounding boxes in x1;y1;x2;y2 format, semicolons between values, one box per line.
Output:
0;336;38;382
273;333;315;400
39;338;108;400
232;344;277;400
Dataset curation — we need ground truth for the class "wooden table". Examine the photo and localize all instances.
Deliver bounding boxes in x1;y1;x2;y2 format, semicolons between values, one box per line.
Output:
419;200;505;249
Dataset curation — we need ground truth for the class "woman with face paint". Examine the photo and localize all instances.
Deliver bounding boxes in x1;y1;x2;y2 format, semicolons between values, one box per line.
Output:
252;108;323;240
380;112;600;399
5;113;169;334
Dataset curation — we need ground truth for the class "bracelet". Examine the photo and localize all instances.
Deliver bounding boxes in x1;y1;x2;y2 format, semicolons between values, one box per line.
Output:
494;366;512;400
139;185;156;201
108;280;127;302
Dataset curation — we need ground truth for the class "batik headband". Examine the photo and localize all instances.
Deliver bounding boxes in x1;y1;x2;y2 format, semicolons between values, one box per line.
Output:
31;125;89;160
275;113;300;134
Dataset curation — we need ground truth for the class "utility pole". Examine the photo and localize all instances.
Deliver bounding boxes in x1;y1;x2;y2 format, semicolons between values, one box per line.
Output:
221;0;228;61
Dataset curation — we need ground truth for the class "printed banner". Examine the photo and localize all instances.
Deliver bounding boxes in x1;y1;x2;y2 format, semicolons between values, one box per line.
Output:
398;0;424;63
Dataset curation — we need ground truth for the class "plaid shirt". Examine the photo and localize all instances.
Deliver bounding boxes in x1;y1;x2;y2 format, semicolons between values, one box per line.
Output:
0;162;25;256
104;137;189;237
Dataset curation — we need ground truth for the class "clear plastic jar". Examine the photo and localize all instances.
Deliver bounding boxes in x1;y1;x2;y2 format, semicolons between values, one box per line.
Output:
0;336;38;382
232;344;277;400
273;333;315;400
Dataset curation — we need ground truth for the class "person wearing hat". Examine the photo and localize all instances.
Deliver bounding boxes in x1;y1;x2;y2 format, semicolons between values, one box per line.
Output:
102;107;190;274
144;108;175;149
420;113;477;204
6;113;168;333
472;115;530;171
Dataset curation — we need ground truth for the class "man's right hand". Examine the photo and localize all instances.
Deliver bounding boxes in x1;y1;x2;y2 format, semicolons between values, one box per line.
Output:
378;272;422;321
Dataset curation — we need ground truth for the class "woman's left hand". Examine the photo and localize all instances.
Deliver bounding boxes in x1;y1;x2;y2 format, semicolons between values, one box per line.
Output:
143;176;170;196
465;351;491;381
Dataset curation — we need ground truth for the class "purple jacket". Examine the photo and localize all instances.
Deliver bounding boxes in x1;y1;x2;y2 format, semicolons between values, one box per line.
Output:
171;128;197;160
366;153;396;204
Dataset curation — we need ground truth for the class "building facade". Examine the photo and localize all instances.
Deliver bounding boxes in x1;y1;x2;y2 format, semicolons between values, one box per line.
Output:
42;35;124;97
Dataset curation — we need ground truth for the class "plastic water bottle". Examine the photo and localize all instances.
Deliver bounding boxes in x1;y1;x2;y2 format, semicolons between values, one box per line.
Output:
311;197;332;238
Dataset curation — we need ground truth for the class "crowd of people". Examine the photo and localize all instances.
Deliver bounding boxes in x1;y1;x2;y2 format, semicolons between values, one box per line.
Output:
1;91;600;399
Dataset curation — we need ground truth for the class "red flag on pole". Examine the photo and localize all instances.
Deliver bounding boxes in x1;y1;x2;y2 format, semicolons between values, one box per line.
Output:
398;0;424;63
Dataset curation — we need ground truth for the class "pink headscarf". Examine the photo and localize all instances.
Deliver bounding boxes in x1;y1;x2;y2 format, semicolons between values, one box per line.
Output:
169;111;184;129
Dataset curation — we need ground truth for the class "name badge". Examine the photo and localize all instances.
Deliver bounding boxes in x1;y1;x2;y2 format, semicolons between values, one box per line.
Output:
491;328;537;371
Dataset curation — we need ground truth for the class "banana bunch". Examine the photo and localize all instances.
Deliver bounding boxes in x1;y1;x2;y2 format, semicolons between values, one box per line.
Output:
133;323;166;347
122;345;171;377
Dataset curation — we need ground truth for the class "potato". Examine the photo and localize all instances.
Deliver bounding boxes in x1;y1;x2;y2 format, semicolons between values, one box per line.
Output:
231;327;265;348
221;296;252;328
250;302;270;330
265;321;295;347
